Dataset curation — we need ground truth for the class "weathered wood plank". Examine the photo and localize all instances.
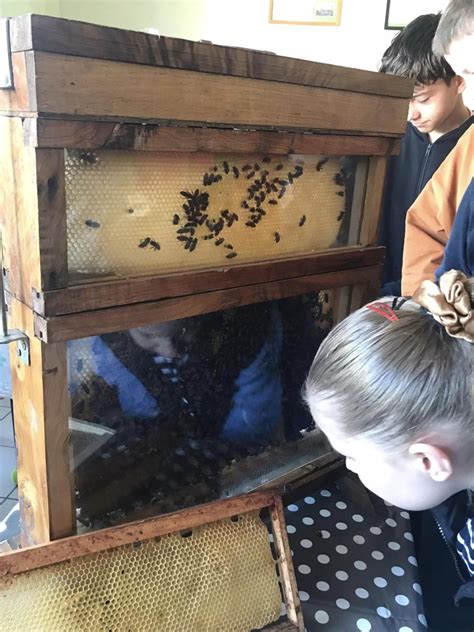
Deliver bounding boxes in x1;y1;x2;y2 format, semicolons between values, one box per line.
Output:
8;14;413;99
23;118;402;154
359;156;388;247
35;149;68;290
270;497;304;631
0;118;68;306
28;52;408;135
7;298;75;546
0;490;277;576
33;265;381;343
34;247;386;317
0;51;35;113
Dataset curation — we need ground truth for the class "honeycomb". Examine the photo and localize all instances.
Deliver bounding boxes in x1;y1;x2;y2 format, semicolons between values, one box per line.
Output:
0;511;282;632
65;150;365;279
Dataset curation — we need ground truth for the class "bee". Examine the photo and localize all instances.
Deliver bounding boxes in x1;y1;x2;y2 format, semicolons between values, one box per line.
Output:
254;163;260;171
336;190;345;197
262;156;271;163
226;251;238;259
177;235;189;242
189;238;197;252
127;208;135;214
224;244;234;250
271;183;278;192
177;227;194;234
245;221;256;228
215;174;223;182
149;240;161;251
242;164;252;171
299;215;307;227
232;166;240;178
85;219;101;228
81;383;91;395
268;199;277;205
274;232;281;243
316;157;329;172
215;238;224;246
287;172;294;184
79;152;97;164
278;187;286;199
180;190;193;199
223;160;230;174
337;211;345;221
324;292;329;303
212;165;218;172
172;214;180;225
241;201;249;209
139;237;151;248
246;171;255;179
334;172;344;186
276;163;283;170
294;165;303;174
278;179;288;186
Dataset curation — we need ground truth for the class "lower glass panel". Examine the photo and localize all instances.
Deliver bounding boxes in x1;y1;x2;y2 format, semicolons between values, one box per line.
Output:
68;291;336;528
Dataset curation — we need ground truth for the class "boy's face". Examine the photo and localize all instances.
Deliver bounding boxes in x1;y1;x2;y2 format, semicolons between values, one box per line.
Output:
407;77;465;133
445;34;474;109
310;399;461;511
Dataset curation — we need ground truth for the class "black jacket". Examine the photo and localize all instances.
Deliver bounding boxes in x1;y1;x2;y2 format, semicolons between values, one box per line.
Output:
379;116;473;296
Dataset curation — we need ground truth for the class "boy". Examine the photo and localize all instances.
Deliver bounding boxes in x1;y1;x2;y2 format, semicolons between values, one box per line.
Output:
379;13;472;296
402;1;474;295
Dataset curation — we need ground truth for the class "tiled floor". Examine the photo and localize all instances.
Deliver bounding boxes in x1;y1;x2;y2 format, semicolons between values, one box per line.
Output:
0;398;18;522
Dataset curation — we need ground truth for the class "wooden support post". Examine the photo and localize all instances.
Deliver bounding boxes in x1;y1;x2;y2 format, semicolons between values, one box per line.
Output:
8;297;75;545
270;496;304;631
359;155;388;247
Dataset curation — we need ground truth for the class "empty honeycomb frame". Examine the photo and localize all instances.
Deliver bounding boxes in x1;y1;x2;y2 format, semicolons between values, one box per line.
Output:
0;492;304;632
0;14;411;549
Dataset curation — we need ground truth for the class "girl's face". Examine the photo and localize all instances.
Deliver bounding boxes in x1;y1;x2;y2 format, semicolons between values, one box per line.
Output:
310;399;460;511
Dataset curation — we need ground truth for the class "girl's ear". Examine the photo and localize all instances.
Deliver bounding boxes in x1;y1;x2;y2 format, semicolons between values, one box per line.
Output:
408;443;453;482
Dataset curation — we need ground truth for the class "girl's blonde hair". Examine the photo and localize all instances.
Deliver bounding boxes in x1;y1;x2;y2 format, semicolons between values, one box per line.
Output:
304;283;473;451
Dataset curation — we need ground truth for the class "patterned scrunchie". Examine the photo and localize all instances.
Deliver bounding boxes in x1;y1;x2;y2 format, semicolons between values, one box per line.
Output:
412;270;474;343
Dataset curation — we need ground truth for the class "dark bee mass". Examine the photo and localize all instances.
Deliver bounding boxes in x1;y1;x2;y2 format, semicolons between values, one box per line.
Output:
316;157;329;172
299;215;306;227
274;232;281;243
85;219;101;228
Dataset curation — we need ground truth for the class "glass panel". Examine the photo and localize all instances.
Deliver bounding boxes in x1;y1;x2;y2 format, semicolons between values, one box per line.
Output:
65;150;368;280
68;291;337;529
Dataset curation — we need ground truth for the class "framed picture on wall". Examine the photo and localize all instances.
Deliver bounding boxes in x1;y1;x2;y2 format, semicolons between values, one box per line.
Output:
384;0;448;30
269;0;343;26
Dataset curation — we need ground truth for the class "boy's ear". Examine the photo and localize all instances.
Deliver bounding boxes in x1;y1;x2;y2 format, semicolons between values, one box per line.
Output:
453;74;466;94
408;443;453;482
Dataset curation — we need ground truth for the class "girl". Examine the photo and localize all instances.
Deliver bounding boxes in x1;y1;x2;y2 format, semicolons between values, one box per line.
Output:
304;270;473;615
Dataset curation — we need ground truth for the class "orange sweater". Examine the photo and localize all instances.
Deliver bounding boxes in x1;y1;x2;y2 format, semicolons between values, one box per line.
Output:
401;126;474;295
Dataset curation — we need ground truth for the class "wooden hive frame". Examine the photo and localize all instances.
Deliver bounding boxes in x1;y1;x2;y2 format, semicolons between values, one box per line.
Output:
0;14;412;548
0;491;304;631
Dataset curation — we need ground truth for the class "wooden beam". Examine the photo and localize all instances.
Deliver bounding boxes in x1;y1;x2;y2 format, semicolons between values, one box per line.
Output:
359;156;388;247
7;298;75;546
23;118;402;154
26;52;408;135
0;51;35;113
0;118;68;307
8;14;413;99
270;496;304;631
0;490;277;577
33;265;382;342
36;148;68;290
34;247;386;317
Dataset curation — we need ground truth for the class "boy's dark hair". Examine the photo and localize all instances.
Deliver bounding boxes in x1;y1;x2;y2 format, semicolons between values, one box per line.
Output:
380;13;455;84
433;0;474;56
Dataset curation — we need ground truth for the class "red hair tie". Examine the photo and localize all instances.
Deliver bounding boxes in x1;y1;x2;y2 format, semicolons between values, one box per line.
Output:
366;302;399;322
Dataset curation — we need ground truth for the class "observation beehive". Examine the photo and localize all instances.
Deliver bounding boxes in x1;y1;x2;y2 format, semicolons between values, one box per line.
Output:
0;13;412;631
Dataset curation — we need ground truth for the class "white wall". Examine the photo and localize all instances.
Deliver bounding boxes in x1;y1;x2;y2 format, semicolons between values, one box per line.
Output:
0;0;449;71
